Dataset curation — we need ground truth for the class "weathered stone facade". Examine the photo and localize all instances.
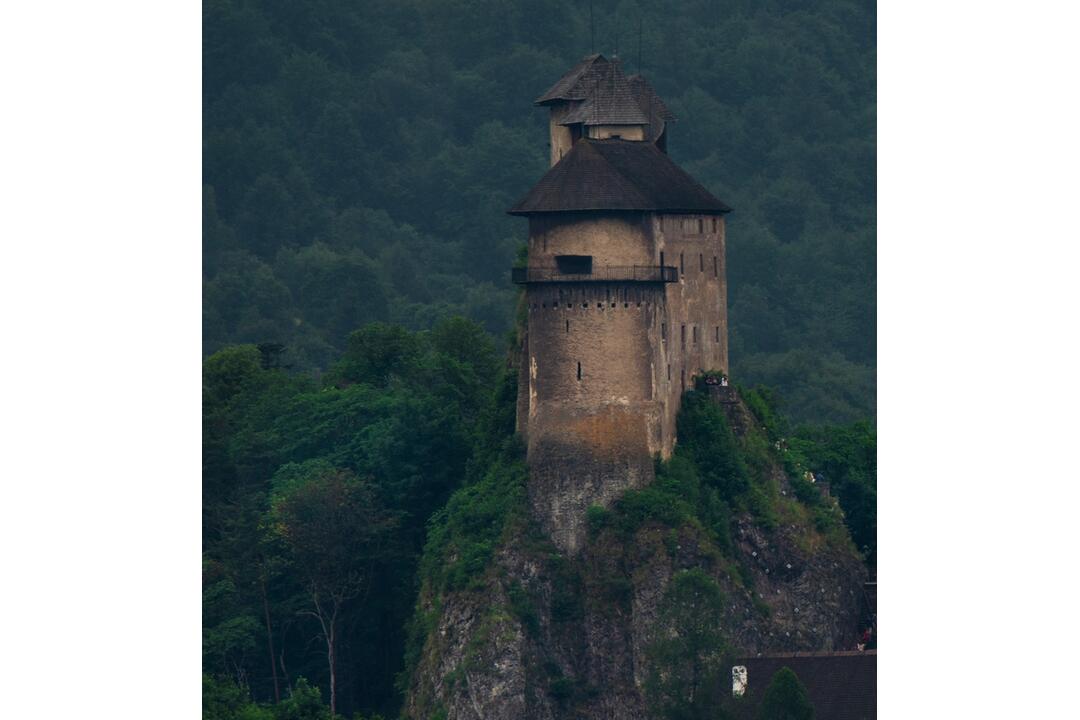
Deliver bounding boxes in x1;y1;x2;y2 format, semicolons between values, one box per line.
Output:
512;59;731;552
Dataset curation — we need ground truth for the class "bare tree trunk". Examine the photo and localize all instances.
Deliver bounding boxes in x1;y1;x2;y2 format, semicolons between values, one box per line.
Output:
309;588;339;717
260;576;281;702
328;614;337;717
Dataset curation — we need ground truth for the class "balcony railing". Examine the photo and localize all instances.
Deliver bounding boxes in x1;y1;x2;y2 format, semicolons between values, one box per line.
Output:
511;265;678;284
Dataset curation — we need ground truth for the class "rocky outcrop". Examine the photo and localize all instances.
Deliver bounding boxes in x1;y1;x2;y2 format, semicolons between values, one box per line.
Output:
405;394;867;719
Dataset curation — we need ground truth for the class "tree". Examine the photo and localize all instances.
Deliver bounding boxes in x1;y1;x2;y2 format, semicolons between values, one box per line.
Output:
757;667;815;720
645;569;732;720
270;465;397;717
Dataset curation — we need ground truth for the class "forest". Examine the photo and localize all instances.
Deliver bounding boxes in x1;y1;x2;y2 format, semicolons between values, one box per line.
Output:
203;324;875;719
203;0;876;425
204;0;875;717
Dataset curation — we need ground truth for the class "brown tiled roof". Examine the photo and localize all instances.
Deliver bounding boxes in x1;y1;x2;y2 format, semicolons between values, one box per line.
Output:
731;652;876;720
508;138;732;215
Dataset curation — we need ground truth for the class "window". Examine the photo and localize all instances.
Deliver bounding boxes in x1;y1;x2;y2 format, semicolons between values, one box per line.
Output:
681;369;686;392
698;218;703;234
713;256;718;277
693;326;698;344
699;253;704;272
712;218;717;233
667;364;671;380
556;255;592;274
577;362;582;381
680;253;685;275
715;326;720;342
661;322;667;340
566;320;570;333
681;324;686;348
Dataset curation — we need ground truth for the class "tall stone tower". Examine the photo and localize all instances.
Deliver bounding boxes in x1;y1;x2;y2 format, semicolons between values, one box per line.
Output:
509;54;732;553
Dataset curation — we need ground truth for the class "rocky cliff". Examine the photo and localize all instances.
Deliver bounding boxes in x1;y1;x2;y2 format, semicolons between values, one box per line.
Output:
404;387;867;720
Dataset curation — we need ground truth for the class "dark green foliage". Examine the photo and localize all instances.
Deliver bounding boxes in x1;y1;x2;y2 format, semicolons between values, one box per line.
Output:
203;0;876;423
507;581;540;637
417;438;526;593
202;319;501;718
645;570;733;720
757;667;815;720
676;392;751;500
789;421;877;566
274;679;333;720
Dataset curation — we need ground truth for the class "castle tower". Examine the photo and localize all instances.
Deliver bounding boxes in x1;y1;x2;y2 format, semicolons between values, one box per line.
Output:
509;55;731;553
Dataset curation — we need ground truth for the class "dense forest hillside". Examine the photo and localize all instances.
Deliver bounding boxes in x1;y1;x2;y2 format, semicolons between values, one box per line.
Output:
203;0;876;424
203;323;876;719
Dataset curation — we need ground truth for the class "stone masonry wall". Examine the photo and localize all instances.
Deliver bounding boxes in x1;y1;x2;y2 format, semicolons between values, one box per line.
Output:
518;212;728;552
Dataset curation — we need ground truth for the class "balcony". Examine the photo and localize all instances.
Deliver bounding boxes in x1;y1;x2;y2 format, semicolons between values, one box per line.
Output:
511;265;678;284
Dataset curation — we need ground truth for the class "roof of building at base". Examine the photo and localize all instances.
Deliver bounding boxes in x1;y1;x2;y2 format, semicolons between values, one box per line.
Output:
731;651;877;720
535;53;662;127
508;138;732;215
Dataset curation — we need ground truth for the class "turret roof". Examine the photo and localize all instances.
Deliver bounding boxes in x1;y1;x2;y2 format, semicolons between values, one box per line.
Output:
508;138;731;215
536;54;649;126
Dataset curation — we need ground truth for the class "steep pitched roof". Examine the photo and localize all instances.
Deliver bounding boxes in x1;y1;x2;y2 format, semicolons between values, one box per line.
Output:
535;54;606;104
731;652;877;720
508;138;732;215
537;54;649;126
627;74;675;143
559;65;648;126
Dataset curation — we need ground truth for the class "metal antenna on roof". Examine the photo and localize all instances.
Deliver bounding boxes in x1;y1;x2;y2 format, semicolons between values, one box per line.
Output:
637;17;643;74
589;0;595;54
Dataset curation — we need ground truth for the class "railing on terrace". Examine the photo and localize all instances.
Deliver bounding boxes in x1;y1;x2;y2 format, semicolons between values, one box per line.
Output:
511;265;678;284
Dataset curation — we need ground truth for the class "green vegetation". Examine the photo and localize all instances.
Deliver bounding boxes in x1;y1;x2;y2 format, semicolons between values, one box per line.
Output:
645;570;733;720
203;0;875;423
758;667;816;720
203;317;502;718
788;421;877;567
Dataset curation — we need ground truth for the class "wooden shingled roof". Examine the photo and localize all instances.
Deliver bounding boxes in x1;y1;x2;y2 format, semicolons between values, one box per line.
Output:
508;138;732;215
535;53;606;104
731;652;877;720
628;74;676;143
535;54;649;127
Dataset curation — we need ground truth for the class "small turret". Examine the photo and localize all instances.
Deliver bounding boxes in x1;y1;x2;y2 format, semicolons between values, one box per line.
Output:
534;54;674;166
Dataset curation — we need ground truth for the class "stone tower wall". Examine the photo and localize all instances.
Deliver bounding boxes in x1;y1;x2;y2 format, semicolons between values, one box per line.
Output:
517;212;728;552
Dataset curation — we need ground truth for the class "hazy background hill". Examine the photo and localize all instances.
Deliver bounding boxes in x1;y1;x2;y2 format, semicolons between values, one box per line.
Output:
203;0;875;424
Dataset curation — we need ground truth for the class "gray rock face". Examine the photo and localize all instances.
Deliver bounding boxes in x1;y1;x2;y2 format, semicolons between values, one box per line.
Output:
405;394;868;719
406;516;865;720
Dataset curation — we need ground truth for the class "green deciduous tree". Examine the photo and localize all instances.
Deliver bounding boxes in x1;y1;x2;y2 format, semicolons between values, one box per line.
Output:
645;569;733;720
270;466;398;717
757;667;815;720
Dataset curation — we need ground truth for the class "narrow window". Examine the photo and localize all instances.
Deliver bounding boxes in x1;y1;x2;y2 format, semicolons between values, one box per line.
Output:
566;319;570;333
660;251;665;268
667;364;671;381
715;326;720;342
681;324;686;348
577;362;582;381
699;253;704;272
680;253;685;275
693;326;698;344
713;256;718;277
681;369;686;392
662;322;667;340
698;218;703;234
712;218;717;232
